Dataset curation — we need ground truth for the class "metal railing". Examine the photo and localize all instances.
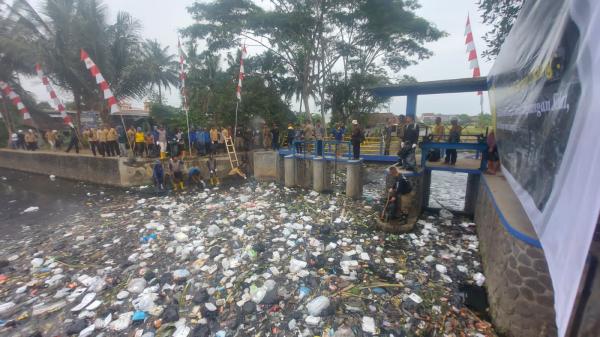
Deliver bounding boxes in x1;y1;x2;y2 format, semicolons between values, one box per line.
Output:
420;141;488;171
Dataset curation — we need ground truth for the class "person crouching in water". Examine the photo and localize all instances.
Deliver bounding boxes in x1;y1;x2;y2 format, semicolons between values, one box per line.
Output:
385;166;412;221
152;160;165;191
169;156;185;190
188;166;206;189
207;153;219;186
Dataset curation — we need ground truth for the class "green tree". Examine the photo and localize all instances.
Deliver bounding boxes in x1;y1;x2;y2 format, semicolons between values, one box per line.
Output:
477;0;524;59
142;39;179;104
184;0;442;123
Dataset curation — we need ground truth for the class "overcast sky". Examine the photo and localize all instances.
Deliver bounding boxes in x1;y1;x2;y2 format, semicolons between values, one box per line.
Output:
22;0;493;117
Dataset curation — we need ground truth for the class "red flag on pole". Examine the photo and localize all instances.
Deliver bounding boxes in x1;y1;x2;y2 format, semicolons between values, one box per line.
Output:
0;80;31;120
80;49;120;114
178;37;188;109
35;63;73;127
465;15;482;96
236;45;247;100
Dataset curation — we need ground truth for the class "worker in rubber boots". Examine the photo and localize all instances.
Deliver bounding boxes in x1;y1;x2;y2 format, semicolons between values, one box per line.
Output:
188;166;205;189
169;156;185;190
385;166;412;221
207;153;219;186
152;160;165;191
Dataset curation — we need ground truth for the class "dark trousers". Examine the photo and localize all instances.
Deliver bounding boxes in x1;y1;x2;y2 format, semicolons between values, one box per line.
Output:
272;136;279;150
287;137;294;150
352;143;360;159
316;140;323;156
90;141;98;156
384;138;391;155
109;141;120;156
295;141;303;153
445;149;457;164
98;142;107;156
66;138;79;153
135;142;145;157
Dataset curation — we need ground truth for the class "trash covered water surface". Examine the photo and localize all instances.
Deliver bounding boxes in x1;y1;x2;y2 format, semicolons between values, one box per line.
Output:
0;175;496;336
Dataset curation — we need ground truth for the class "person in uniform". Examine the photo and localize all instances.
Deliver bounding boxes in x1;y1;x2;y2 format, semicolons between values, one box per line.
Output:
385;166;412;221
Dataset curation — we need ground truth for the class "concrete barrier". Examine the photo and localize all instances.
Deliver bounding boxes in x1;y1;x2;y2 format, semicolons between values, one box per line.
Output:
0;149;242;187
474;175;556;337
345;159;363;199
312;157;332;193
284;155;295;187
253;150;279;181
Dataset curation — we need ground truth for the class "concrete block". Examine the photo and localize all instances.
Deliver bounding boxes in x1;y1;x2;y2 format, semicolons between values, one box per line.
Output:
345;159;363;199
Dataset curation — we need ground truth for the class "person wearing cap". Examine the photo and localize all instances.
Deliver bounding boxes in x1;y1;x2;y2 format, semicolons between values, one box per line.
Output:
16;130;25;150
350;120;364;160
25;129;37;151
286;123;295;150
10;132;18;149
135;127;145;157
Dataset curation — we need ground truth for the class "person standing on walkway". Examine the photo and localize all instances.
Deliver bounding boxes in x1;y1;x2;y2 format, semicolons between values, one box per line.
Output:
17;130;25;150
134;127;145;157
314;121;324;156
332;123;346;157
89;128;99;156
399;116;419;170
157;126;167;159
271;123;280;151
65;127;79;154
108;126;119;156
25;129;37;151
210;126;219;154
485;130;500;174
10;132;18;149
294;124;304;153
432;116;445;160
145;132;155;157
97;126;108;157
127;127;136;152
303;121;315;154
46;129;57;151
445;118;462;165
262;124;271;150
286;123;295;150
350;120;364;160
383;119;393;156
117;126;127;157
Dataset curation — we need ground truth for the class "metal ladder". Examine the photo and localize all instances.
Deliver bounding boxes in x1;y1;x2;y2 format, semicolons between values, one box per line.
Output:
224;136;246;179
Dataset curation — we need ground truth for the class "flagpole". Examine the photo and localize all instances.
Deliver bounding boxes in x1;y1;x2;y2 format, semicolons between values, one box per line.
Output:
185;106;192;156
233;100;240;145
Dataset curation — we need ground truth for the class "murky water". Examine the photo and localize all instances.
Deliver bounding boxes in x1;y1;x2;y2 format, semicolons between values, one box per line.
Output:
0;168;120;241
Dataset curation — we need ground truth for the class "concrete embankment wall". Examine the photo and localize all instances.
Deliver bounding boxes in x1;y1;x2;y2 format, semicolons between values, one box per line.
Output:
0;150;245;187
474;176;557;337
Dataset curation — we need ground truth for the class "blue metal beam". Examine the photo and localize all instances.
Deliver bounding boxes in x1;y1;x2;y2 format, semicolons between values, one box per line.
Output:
406;94;417;120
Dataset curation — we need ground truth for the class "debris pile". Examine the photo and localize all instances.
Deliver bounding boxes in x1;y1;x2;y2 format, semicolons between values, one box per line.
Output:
0;179;495;336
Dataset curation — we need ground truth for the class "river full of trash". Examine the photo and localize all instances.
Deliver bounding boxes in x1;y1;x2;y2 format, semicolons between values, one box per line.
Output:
0;178;495;337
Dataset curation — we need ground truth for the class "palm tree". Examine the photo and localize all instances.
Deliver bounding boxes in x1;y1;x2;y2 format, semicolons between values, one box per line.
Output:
142;39;178;104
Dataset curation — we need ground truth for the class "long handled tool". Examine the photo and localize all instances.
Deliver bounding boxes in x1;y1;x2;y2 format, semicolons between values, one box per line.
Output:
381;189;393;220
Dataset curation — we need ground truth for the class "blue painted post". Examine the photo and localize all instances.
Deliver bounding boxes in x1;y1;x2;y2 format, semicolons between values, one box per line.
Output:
406;94;418;120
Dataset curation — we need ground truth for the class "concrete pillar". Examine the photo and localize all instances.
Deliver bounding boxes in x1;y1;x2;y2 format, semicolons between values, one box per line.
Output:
406;94;418;120
277;154;285;184
464;173;480;214
295;157;313;188
346;159;363;199
422;169;432;209
313;157;332;193
284;155;296;187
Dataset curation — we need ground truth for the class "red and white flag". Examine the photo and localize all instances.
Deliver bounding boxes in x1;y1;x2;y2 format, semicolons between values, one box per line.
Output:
465;15;482;95
236;45;247;101
177;37;188;109
0;80;31;120
80;49;120;114
35;63;73;127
